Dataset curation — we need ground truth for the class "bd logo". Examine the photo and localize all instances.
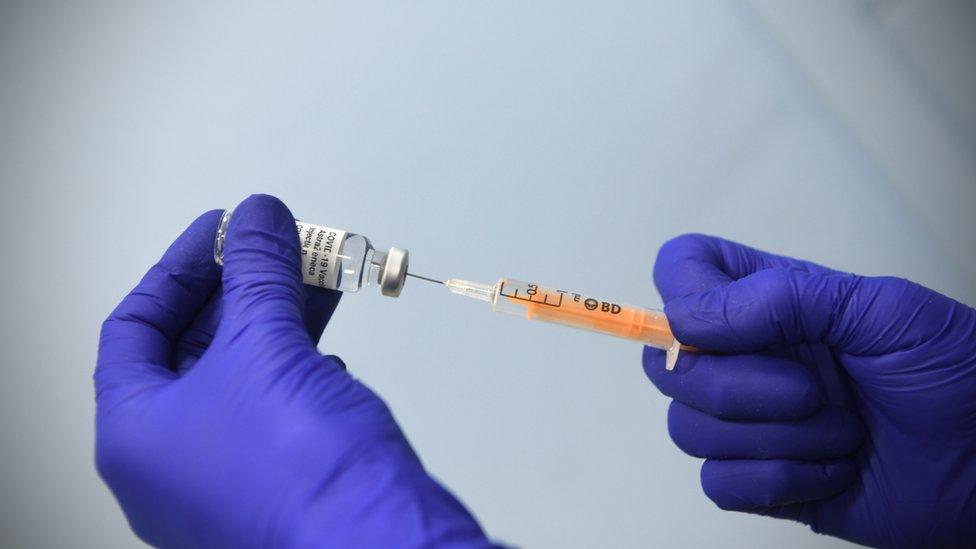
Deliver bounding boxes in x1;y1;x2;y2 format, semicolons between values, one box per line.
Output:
584;298;621;314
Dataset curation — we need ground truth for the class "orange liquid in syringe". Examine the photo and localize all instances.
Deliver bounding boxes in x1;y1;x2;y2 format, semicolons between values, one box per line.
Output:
502;289;678;349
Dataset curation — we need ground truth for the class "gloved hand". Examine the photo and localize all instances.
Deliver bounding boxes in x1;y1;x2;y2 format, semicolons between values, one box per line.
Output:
96;195;493;548
644;234;976;547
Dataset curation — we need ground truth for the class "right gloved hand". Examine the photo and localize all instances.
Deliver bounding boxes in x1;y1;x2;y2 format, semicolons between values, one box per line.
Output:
96;195;495;548
644;234;976;547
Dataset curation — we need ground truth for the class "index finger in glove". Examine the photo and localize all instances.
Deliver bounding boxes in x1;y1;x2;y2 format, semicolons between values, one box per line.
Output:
97;210;223;386
643;346;821;420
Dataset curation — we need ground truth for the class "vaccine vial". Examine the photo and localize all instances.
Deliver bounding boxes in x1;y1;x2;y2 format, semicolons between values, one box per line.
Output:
213;209;409;297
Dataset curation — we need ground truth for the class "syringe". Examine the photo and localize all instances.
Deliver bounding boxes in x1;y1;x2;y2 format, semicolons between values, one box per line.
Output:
408;275;693;370
214;207;690;367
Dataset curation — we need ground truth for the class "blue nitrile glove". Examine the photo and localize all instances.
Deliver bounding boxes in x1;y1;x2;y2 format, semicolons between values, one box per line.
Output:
96;195;493;548
643;234;976;547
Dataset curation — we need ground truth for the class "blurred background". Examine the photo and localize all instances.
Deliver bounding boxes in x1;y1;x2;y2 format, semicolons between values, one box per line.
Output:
1;1;974;547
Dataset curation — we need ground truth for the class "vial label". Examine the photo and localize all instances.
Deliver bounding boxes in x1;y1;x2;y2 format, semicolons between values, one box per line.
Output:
296;221;347;289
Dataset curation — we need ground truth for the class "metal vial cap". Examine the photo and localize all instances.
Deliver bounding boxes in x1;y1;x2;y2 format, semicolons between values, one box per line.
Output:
379;247;409;297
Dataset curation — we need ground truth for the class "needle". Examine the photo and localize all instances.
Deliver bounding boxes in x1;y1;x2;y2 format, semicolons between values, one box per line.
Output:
406;272;444;285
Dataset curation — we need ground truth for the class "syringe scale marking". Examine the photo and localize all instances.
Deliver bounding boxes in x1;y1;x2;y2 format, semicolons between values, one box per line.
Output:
499;281;563;308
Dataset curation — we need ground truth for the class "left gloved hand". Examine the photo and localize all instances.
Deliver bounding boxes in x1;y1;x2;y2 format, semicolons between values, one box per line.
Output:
96;195;493;547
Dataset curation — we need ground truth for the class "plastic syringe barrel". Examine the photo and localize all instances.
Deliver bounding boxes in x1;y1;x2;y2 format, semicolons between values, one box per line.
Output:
490;278;687;370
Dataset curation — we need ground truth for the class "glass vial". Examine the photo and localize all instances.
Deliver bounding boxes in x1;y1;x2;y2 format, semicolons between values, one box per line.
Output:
213;209;409;297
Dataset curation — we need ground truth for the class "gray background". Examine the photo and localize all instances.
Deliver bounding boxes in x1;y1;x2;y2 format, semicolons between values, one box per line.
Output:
2;1;974;547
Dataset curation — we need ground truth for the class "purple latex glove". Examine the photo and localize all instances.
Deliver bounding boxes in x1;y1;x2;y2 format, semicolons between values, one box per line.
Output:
96;195;493;548
644;234;976;547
